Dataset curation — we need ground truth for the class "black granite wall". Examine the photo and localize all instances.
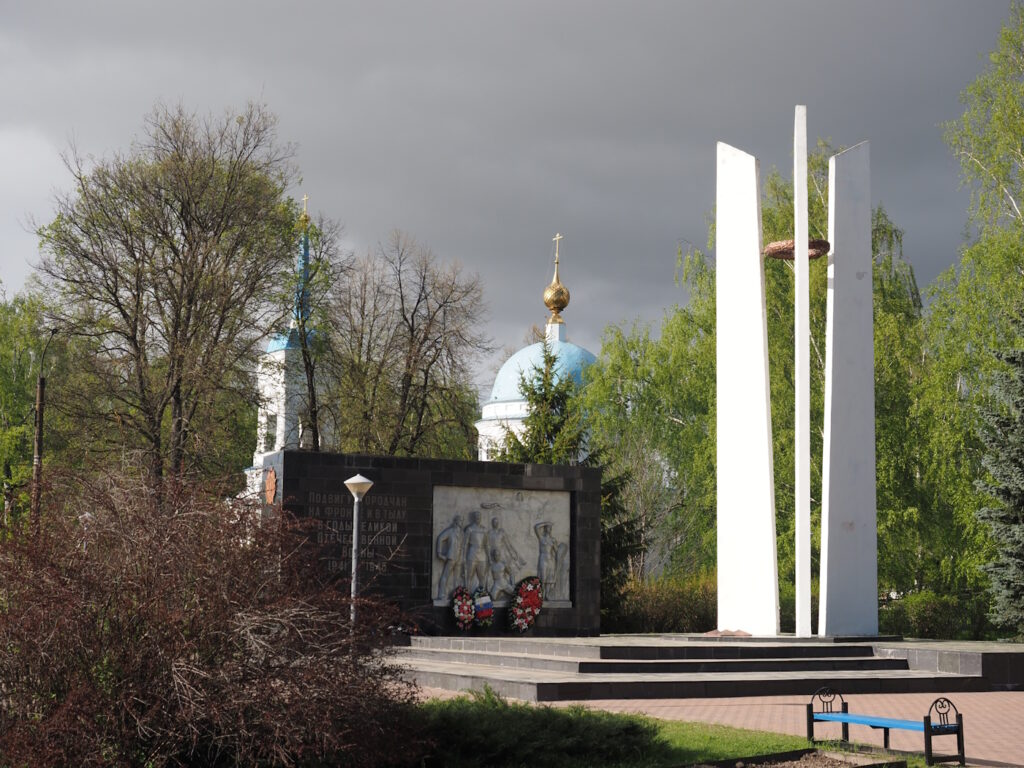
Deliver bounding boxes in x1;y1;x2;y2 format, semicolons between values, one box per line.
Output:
261;451;601;636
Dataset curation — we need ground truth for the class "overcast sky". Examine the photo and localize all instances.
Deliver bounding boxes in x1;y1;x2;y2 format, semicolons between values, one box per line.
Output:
0;1;1013;391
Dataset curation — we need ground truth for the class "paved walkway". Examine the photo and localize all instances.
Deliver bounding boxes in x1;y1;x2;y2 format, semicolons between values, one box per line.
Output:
419;687;1024;766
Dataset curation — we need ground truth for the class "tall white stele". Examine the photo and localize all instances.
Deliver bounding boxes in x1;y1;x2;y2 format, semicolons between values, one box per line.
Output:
793;106;812;638
819;142;878;636
715;142;780;636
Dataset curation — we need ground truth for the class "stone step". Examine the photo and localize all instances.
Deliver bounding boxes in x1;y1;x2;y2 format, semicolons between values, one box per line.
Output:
397;657;989;703
597;644;876;661
410;635;603;659
398;647;909;674
409;636;877;660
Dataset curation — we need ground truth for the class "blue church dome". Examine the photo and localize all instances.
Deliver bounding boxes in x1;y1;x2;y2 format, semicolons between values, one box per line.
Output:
488;339;596;404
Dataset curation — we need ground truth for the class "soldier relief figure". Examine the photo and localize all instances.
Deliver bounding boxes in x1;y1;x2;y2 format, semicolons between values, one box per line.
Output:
488;547;515;601
434;514;465;600
462;510;489;593
434;506;570;604
487;516;525;571
534;521;568;601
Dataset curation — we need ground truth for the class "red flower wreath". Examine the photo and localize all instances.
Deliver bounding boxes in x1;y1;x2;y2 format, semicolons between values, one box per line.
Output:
509;576;543;632
451;586;474;631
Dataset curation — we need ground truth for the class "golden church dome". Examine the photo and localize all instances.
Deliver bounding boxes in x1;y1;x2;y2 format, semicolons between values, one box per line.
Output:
544;232;570;323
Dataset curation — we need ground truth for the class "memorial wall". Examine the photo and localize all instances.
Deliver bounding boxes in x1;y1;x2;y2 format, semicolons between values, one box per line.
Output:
258;451;601;636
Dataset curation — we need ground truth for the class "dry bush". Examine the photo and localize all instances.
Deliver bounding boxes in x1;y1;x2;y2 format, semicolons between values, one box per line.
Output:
0;475;419;766
607;572;717;634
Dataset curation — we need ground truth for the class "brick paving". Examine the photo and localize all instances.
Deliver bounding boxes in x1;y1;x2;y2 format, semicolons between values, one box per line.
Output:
418;687;1024;766
568;692;1024;766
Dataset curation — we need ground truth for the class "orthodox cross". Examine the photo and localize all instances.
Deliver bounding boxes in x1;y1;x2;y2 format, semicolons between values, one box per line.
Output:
552;232;562;263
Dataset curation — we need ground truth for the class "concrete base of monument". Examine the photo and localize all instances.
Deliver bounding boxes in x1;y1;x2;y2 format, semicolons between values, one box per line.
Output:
394;635;1024;702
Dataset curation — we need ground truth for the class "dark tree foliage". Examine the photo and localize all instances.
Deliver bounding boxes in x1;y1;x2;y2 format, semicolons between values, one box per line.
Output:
976;309;1024;635
0;474;419;766
495;340;641;620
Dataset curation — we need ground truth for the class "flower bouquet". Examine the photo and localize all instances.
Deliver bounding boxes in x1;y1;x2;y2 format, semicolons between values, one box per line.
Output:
508;576;543;632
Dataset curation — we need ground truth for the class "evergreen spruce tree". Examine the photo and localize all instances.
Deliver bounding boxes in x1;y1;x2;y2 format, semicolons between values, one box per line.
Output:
977;310;1024;636
497;340;584;465
496;340;641;621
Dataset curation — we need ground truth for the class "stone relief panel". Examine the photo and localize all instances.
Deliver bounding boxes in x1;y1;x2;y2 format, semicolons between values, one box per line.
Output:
432;486;571;607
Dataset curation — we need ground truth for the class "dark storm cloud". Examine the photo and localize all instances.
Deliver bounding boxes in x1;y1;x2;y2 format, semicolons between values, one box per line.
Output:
0;1;1012;389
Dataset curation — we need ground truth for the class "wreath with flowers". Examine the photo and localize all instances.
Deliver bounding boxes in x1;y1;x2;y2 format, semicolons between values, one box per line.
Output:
508;576;543;632
472;588;494;628
451;586;475;631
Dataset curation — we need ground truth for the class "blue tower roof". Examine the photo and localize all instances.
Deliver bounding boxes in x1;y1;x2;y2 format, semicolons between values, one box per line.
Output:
267;209;312;354
267;327;302;353
488;339;596;404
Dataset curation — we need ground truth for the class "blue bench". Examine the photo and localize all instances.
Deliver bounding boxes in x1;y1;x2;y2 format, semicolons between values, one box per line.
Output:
805;687;965;766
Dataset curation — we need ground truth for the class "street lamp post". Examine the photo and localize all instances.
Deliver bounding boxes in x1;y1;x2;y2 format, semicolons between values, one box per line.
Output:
344;473;374;626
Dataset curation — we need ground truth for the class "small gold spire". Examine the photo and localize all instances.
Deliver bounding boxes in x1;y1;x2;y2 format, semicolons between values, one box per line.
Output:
543;232;570;324
299;193;311;226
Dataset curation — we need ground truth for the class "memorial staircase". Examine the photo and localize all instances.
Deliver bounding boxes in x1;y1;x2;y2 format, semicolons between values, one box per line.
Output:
395;635;994;702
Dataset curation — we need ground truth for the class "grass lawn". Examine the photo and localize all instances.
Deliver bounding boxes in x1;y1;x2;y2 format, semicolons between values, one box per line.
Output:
416;689;930;767
417;688;809;767
653;719;811;765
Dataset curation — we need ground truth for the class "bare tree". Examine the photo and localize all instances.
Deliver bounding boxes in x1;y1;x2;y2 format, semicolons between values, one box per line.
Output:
37;103;297;488
327;231;490;457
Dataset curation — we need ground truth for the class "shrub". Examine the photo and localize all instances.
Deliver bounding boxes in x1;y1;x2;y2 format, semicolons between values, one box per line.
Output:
607;573;716;633
0;475;418;766
416;686;669;768
879;589;961;639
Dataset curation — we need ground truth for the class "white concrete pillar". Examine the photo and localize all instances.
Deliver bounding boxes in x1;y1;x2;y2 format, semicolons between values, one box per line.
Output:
793;106;812;637
819;141;878;637
715;142;780;636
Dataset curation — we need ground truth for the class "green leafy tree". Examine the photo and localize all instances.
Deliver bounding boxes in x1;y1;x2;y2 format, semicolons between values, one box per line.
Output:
0;291;48;524
945;3;1024;234
976;309;1024;635
898;7;1024;625
581;247;716;576
871;218;928;594
904;233;1002;602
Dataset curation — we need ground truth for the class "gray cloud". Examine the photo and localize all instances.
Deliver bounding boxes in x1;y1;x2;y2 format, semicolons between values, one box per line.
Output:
0;0;1012;389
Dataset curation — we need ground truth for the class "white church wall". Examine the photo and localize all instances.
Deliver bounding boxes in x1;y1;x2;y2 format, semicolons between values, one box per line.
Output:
252;342;335;471
475;415;526;461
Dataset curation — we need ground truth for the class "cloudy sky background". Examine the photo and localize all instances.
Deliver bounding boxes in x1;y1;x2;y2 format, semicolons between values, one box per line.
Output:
0;1;1013;389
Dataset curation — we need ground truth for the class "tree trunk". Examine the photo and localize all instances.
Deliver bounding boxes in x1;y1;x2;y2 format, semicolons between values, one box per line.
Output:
301;345;321;451
169;380;185;476
148;418;164;498
2;459;12;529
